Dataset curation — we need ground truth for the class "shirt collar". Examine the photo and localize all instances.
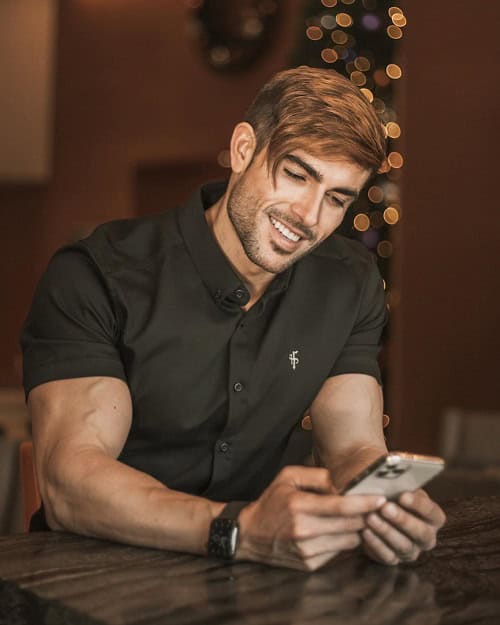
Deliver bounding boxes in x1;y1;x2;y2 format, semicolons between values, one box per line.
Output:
177;181;292;312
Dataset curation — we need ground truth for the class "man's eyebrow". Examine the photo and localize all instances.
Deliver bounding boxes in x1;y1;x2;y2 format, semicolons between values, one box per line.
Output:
283;154;360;199
284;154;323;183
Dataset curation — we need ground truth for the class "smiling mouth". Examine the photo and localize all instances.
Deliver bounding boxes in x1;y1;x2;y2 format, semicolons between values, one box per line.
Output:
270;217;302;243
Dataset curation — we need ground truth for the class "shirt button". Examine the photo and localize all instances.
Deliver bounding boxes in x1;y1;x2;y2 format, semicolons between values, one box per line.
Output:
218;441;230;453
234;288;246;299
233;382;243;392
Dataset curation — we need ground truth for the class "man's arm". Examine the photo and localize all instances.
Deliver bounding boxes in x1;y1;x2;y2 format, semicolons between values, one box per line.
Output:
30;375;385;570
309;373;446;565
30;376;225;554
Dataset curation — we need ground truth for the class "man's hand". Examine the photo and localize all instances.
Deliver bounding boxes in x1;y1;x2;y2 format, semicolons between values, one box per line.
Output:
237;465;386;571
361;489;446;565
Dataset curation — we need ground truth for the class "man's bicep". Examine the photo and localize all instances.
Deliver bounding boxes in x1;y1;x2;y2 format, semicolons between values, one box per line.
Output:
29;376;133;479
310;373;386;457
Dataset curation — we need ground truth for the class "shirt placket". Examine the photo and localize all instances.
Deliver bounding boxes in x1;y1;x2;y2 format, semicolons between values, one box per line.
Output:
209;305;262;493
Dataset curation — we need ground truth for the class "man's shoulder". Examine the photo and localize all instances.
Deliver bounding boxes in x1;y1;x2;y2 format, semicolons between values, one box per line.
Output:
76;208;183;275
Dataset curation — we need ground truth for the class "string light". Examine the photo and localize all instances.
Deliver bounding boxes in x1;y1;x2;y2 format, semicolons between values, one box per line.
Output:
354;56;371;71
217;149;231;168
374;68;391;87
386;63;403;79
321;48;338;63
331;30;348;44
383;206;400;225
298;0;405;269
360;87;374;102
320;15;337;30
306;26;323;40
388;7;402;18
353;213;370;232
367;185;384;203
386;121;401;138
388;151;404;168
336;13;353;27
392;13;407;27
387;25;403;39
350;70;367;86
377;241;393;258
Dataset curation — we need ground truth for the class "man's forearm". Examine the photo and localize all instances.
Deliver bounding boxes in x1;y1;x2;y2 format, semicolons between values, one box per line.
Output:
43;447;225;554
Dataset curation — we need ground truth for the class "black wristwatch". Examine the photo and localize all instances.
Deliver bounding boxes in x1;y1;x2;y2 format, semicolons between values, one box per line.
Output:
207;501;248;559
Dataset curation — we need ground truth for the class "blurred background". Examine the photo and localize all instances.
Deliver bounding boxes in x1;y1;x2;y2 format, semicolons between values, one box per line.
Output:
1;0;499;533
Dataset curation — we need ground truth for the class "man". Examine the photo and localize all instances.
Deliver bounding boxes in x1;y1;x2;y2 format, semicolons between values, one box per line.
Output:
21;66;445;571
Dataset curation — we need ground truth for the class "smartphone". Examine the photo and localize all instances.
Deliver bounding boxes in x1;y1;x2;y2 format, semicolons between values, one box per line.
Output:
341;452;445;499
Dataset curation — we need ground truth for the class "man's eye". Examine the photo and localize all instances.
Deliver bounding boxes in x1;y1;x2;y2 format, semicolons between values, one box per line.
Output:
328;195;345;208
284;168;306;181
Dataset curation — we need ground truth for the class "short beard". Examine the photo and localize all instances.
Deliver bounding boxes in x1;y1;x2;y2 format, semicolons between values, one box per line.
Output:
227;177;320;274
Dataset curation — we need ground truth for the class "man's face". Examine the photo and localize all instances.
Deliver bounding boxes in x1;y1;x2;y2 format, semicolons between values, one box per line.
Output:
227;148;371;274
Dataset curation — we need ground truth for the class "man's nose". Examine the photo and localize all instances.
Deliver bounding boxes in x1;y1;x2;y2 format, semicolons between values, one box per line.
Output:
290;188;323;227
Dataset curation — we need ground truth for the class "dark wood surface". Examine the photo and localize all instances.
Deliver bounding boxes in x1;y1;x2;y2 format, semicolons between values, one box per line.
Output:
0;497;499;625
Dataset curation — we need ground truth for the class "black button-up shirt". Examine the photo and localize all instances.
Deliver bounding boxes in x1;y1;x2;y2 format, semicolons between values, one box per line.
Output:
21;182;386;501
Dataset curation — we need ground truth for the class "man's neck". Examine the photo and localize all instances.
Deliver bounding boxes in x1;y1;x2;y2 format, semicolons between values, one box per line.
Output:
204;195;275;309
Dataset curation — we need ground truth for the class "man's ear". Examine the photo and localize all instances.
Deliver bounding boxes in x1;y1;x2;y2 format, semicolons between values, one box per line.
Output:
230;122;257;174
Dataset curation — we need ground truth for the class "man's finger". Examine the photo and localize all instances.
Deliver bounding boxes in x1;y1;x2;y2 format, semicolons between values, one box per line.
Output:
293;531;361;560
366;511;422;558
289;512;366;540
287;489;386;517
362;528;400;565
279;465;336;494
398;490;446;529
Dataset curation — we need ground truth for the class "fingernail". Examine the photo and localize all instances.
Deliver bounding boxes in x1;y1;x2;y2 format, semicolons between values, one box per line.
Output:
376;496;386;507
383;503;397;518
400;492;413;506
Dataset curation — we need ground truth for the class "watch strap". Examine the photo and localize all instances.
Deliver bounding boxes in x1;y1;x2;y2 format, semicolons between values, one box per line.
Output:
217;500;248;520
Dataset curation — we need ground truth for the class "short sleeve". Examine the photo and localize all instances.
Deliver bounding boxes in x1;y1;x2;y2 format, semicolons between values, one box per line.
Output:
328;256;387;384
21;246;127;397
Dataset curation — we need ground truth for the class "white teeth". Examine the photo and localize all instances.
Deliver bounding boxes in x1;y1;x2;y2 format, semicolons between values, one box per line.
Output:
271;217;300;242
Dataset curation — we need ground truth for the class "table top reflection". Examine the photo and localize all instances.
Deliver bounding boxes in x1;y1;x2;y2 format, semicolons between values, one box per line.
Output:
0;496;499;625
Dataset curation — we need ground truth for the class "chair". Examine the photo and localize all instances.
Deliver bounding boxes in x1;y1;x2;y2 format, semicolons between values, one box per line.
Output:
426;408;500;501
19;440;41;532
439;407;500;466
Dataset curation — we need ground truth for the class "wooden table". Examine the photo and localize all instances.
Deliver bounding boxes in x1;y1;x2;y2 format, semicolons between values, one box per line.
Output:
0;497;499;625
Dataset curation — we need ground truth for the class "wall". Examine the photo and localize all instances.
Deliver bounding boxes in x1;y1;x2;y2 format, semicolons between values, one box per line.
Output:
388;0;500;451
3;1;499;458
0;0;303;386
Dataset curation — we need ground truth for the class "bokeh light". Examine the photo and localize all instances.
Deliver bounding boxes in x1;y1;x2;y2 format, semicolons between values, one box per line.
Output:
386;121;401;138
321;48;339;63
360;88;374;102
336;13;353;27
386;63;403;79
377;240;393;258
306;26;323;41
388;151;404;168
354;56;371;71
368;185;384;203
353;213;370;232
387;25;403;39
331;29;349;44
383;206;400;225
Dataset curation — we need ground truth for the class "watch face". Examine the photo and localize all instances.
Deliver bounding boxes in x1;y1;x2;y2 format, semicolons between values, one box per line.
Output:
208;518;239;559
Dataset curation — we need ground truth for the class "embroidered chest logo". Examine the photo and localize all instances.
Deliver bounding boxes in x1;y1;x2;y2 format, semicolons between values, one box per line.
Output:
289;350;300;371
